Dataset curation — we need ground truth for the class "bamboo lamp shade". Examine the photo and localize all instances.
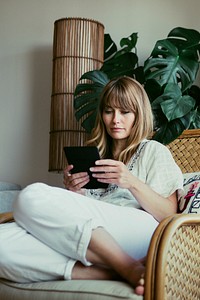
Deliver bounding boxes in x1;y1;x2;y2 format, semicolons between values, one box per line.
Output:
49;18;104;172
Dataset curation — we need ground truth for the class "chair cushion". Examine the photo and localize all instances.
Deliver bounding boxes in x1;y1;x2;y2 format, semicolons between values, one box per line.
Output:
0;278;142;300
0;182;21;191
178;172;200;214
0;182;21;213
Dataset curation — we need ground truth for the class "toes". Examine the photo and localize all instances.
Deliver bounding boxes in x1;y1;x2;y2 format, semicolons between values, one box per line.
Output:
135;285;144;296
138;277;144;286
134;275;145;296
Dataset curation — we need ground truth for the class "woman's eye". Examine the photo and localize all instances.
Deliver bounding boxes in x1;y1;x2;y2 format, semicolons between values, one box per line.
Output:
104;110;113;114
121;111;130;114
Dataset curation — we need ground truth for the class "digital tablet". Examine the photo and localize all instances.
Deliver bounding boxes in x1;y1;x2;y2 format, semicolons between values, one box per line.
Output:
63;146;108;189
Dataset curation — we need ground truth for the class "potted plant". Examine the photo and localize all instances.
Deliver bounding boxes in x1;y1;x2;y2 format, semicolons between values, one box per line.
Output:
74;27;200;144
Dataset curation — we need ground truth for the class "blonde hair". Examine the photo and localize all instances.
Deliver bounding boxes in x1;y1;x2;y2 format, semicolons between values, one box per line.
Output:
87;76;153;164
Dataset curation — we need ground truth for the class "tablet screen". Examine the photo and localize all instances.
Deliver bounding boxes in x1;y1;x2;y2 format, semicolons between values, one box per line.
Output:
63;146;108;189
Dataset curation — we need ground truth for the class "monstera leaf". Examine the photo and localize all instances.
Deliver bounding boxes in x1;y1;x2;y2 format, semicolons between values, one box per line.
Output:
144;27;200;143
151;83;196;143
74;71;109;133
153;116;190;145
152;83;196;120
101;32;139;78
144;27;200;92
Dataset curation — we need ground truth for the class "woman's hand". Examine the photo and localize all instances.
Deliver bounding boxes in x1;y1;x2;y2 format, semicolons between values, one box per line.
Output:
90;159;134;189
90;159;177;222
63;165;90;194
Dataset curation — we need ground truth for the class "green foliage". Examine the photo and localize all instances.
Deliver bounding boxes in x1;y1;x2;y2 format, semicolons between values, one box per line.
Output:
144;27;200;143
144;27;200;91
74;27;200;144
74;71;109;131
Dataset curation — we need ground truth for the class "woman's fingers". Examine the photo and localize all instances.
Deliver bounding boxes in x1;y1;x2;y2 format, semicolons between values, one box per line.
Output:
63;167;90;191
90;160;125;174
95;159;119;166
69;174;90;190
90;160;133;188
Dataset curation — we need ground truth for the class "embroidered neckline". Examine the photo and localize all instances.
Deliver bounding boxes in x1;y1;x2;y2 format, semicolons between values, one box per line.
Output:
128;140;149;171
88;140;149;198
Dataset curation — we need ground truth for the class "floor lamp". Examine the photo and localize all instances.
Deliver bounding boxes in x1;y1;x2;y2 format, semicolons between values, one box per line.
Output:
49;18;104;172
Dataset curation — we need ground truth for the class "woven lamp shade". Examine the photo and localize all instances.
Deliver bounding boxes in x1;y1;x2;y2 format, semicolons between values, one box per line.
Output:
49;18;104;172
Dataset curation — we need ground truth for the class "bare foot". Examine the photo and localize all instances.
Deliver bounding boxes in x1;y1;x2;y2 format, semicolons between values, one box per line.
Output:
135;275;145;295
72;261;145;295
84;227;146;295
124;262;145;295
72;261;120;280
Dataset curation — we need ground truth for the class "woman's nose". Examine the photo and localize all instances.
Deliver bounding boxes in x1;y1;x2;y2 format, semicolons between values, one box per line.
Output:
113;112;120;123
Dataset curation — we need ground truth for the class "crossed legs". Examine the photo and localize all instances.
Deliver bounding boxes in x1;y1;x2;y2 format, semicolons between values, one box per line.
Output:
72;227;145;296
13;183;157;295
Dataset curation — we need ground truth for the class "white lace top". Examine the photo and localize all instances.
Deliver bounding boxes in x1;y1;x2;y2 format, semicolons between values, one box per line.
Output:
85;140;183;209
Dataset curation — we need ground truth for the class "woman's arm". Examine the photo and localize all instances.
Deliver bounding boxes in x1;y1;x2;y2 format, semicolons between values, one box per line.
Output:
90;159;177;222
127;176;177;222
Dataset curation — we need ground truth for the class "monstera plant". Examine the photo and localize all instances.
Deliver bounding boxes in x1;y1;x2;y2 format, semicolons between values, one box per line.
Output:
74;27;200;144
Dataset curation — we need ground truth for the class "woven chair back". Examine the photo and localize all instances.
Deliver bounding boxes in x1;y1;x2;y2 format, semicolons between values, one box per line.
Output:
167;129;200;173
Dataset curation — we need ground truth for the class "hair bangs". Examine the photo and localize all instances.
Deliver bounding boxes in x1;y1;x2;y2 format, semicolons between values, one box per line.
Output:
102;86;136;113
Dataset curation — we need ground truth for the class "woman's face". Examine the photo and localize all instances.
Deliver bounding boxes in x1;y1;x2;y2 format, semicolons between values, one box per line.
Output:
102;105;135;140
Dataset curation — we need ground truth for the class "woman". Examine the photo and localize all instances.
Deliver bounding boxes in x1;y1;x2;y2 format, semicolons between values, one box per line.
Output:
0;77;183;296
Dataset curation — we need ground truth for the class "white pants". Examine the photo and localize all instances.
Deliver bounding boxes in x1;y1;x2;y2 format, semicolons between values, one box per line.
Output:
0;222;73;282
0;183;158;283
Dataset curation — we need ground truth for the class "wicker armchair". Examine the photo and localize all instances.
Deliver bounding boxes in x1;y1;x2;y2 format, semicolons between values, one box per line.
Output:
145;129;200;300
0;129;199;300
145;214;199;300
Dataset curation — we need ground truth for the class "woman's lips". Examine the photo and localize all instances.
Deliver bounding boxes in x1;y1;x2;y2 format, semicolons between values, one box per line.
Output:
110;127;124;132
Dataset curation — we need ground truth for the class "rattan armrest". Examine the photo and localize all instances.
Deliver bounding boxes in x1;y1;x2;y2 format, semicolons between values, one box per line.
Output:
144;214;200;300
0;212;14;224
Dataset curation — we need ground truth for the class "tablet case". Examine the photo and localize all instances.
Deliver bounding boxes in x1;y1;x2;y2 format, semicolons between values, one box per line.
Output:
64;146;108;189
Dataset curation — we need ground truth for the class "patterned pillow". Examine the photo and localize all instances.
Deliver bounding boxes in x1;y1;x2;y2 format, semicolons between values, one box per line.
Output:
178;172;200;214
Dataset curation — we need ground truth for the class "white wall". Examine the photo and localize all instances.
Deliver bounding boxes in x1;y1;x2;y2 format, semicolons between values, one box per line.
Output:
0;0;200;188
